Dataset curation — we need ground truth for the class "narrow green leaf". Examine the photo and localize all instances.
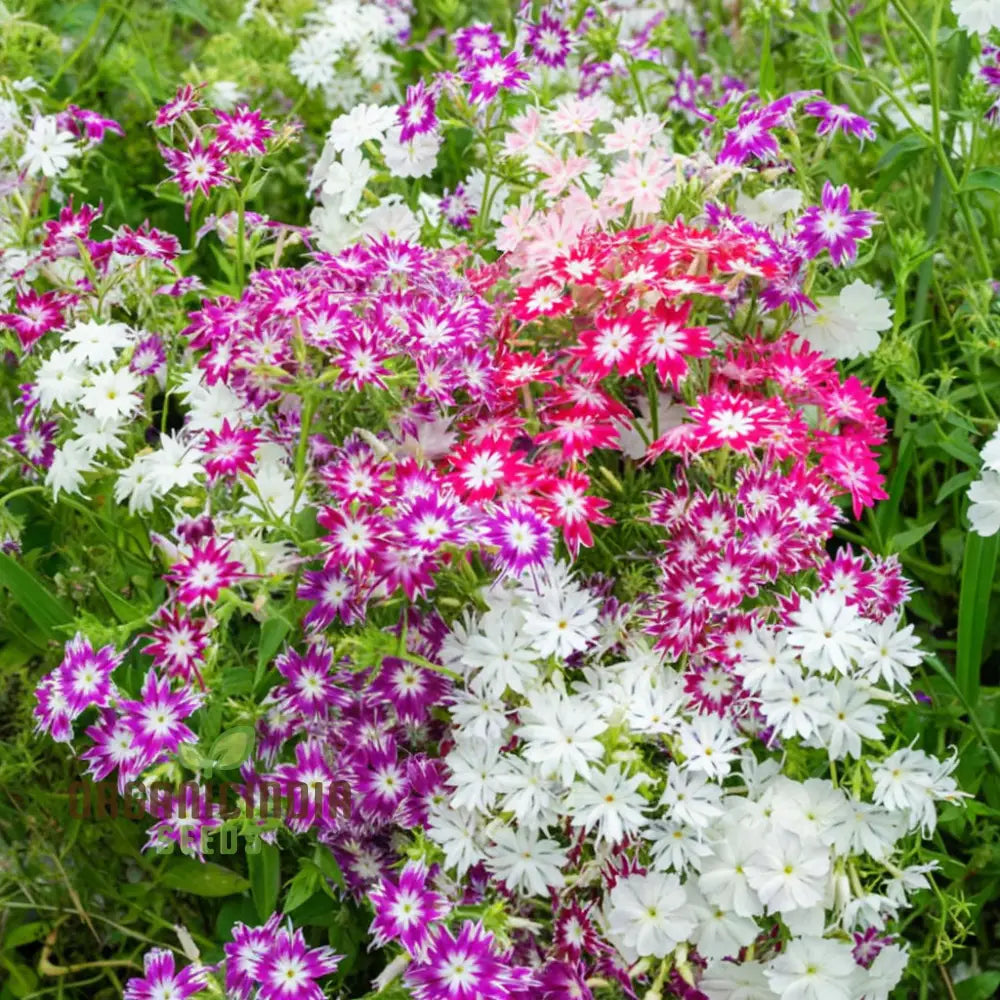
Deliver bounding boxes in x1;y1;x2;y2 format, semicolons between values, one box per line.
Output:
248;843;281;922
96;578;141;623
956;532;1000;705
255;617;291;689
888;518;938;554
874;432;915;547
0;552;73;637
759;20;775;98
936;470;976;504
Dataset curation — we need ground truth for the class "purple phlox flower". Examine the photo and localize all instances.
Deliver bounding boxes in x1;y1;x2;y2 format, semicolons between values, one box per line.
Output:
454;24;503;68
803;98;876;143
119;668;203;759
404;921;529;1000
398;79;438;143
852;927;894;967
370;655;450;725
224;915;284;1000
80;708;149;789
797;181;878;266
58;104;124;144
439;184;478;230
256;925;341;1000
527;10;572;69
32;633;121;743
124;948;208;1000
368;859;450;958
462;51;530;105
538;960;594;1000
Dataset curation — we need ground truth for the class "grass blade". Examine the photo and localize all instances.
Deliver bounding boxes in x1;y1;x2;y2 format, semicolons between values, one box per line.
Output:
955;531;999;705
0;552;73;638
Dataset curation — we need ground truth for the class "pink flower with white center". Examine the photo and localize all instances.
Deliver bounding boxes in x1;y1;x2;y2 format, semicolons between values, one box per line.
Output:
358;744;409;821
797;181;877;266
536;472;613;559
164;536;246;605
164;138;229;199
257;926;341;1000
58;632;121;716
484;504;553;578
1;288;69;350
129;334;167;376
124;948;207;1000
297;567;362;629
112;222;181;261
155;83;204;127
318;506;384;568
120;669;202;758
214;105;273;156
33;674;73;744
224;915;283;1000
689;392;770;452
699;541;755;609
398;80;438;143
462;51;529;104
42;201;100;254
373;656;449;724
405;921;524;1000
200;419;260;480
142;606;210;683
80;708;147;789
275;641;346;717
369;859;450;958
576;315;641;378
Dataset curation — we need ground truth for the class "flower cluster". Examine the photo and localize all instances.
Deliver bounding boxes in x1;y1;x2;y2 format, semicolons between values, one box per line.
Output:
4;4;983;998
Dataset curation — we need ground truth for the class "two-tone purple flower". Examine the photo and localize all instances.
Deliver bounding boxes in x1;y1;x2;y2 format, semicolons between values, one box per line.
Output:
797;181;878;266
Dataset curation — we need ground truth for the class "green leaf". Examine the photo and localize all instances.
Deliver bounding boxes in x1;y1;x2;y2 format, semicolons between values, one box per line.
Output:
284;866;320;913
3;921;48;948
954;972;1000;1000
96;578;141;623
961;168;1000;195
314;845;346;892
177;742;208;771
221;668;254;696
209;725;256;770
956;532;1000;706
759;19;775;98
161;857;251;896
255;617;291;690
937;470;976;504
876;132;927;171
248;843;281;922
875;432;915;546
0;552;72;637
888;518;938;554
1;960;38;998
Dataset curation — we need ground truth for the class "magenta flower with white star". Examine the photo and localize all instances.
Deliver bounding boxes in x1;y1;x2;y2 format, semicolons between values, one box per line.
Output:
797;181;877;266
